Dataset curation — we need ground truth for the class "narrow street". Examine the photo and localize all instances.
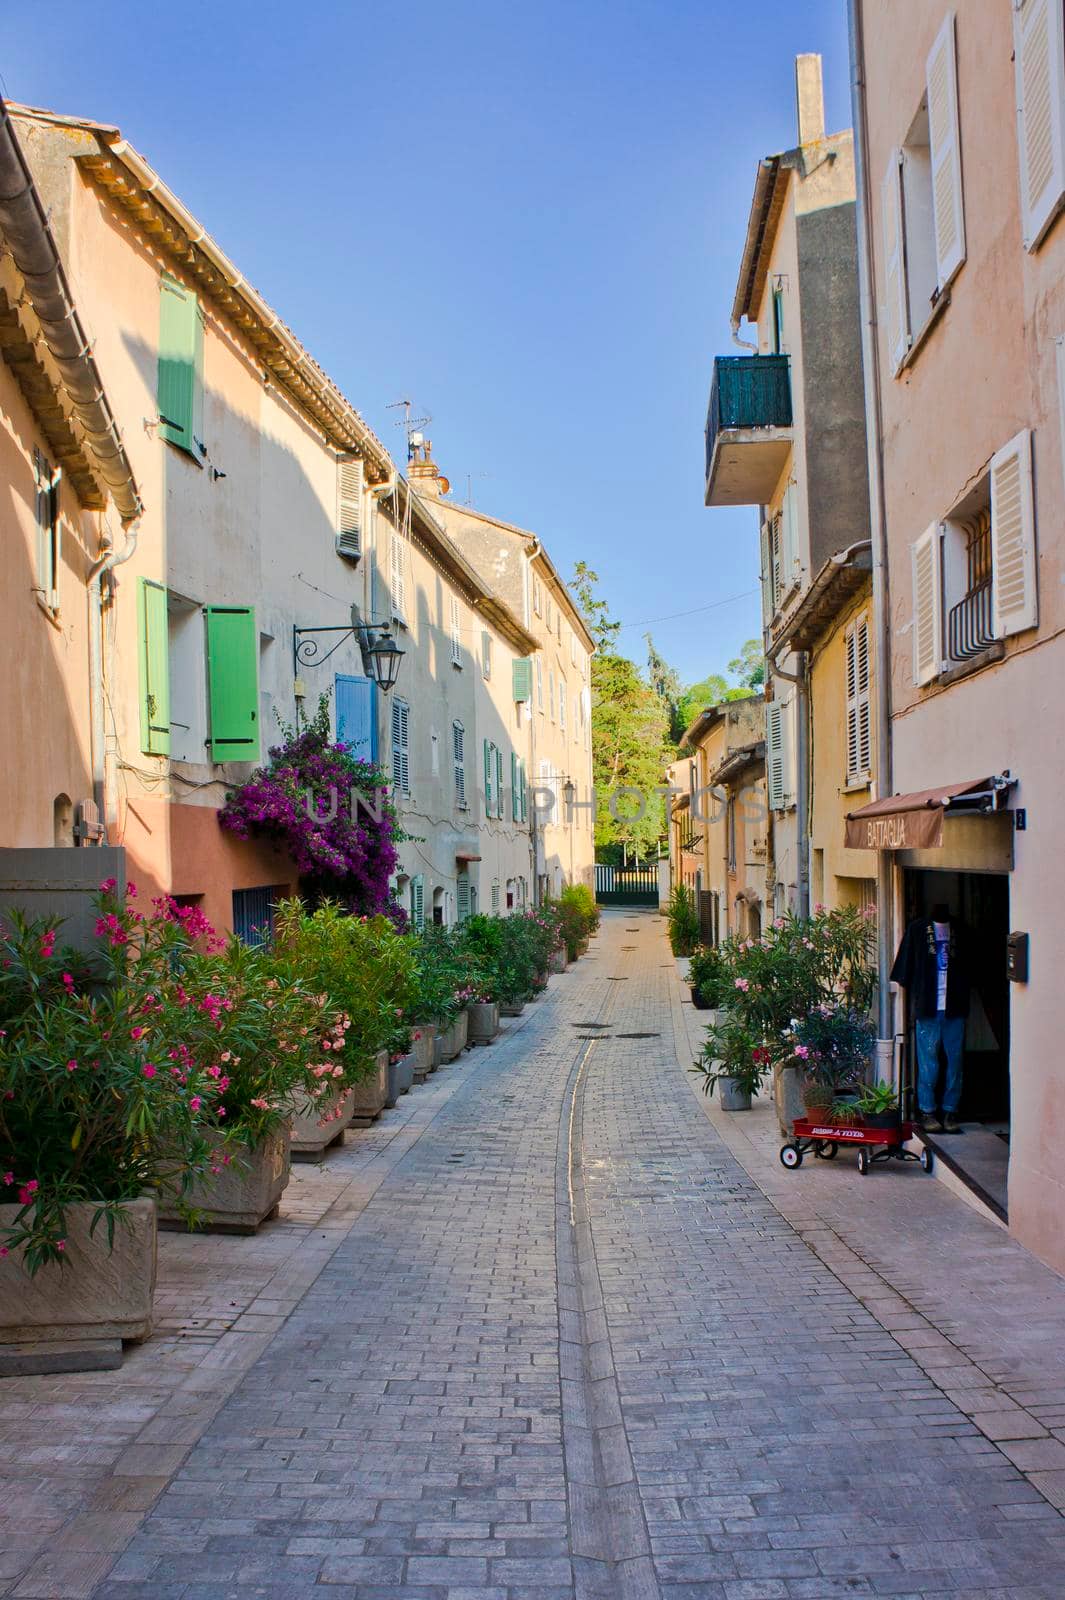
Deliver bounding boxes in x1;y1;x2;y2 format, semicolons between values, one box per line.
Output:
4;911;1065;1600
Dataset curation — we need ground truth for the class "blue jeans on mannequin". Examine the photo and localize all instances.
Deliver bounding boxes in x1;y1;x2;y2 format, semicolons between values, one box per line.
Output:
915;1014;965;1115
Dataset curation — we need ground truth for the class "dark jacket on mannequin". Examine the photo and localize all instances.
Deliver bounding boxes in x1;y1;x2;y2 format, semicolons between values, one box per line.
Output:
890;917;971;1020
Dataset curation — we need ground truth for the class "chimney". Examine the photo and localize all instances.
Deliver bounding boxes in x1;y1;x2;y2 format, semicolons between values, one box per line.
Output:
408;438;449;499
795;54;825;147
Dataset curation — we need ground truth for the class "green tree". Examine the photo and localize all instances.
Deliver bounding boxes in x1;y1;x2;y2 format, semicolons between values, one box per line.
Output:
645;633;685;744
728;638;765;690
570;565;671;861
675;639;766;734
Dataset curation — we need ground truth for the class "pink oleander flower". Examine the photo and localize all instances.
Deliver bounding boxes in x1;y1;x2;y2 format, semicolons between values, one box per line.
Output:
56;1239;66;1253
61;972;75;991
794;1044;810;1059
130;1026;145;1040
142;1063;156;1079
250;1097;271;1111
2;1172;13;1185
190;1095;203;1111
99;877;117;893
734;978;750;991
66;1060;78;1073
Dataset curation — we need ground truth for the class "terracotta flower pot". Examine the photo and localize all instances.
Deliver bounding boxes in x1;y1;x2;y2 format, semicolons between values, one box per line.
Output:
159;1129;290;1234
801;1081;834;1116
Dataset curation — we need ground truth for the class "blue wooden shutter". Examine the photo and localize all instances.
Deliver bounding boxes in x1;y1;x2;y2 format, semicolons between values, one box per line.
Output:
335;674;377;762
158;275;203;455
205;606;259;762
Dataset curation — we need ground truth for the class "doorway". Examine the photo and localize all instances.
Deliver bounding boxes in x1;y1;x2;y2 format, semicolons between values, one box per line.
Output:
901;868;1010;1216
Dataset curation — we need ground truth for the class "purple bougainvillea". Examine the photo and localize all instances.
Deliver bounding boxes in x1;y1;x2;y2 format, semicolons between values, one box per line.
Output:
220;697;404;919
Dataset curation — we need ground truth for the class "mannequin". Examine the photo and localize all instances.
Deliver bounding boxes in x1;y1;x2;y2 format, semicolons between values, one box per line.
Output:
890;901;971;1134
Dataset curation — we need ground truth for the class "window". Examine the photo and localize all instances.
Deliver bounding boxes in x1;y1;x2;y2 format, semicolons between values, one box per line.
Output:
168;594;207;763
453;721;467;808
546;596;553;631
912;430;1037;685
491;881;501;914
158;274;204;456
882;13;965;373
33;449;60;613
535;654;545;711
205;607;259;762
137;579;171;755
513;657;532;702
390;532;407;623
549;668;556;721
1014;0;1065;250
532;575;543;616
457;867;472;922
484;738;494;816
391;697;410;794
232;886;282;948
495;746;504;818
449;596;462;666
336;458;363;561
481;630;492;679
844;613;872;785
760;485;798;620
559;674;567;730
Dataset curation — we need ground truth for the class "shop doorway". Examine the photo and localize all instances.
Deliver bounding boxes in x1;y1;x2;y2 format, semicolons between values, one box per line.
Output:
901;868;1010;1217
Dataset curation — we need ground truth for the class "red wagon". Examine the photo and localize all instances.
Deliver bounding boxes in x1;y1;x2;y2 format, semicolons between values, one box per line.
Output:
779;1117;934;1177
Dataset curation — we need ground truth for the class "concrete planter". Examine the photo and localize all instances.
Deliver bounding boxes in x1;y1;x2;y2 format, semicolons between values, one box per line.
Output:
500;1000;526;1017
411;1024;438;1083
160;1129;290;1234
576;938;590;958
349;1049;389;1127
718;1076;752;1112
773;1064;806;1135
549;948;568;975
439;1010;469;1062
290;1085;354;1160
468;1001;500;1044
432;1032;444;1069
0;1196;156;1351
386;1053;414;1107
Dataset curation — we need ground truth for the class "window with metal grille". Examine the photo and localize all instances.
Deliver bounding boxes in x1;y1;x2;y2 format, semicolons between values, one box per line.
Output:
947;505;994;662
232;886;282;947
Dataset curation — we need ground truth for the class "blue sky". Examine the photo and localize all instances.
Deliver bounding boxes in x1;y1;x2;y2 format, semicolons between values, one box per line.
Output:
4;0;852;685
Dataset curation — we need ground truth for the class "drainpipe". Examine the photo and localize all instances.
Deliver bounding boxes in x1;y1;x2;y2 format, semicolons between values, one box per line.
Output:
88;521;140;827
848;0;896;1050
730;317;759;354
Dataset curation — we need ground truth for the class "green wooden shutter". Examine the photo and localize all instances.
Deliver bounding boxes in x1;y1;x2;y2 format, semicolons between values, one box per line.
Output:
520;759;528;823
484;739;493;816
512;657;532;702
411;874;425;931
511;752;520;821
137;578;170;755
205;606;259;762
495;747;505;817
457;871;471;922
158;276;203;455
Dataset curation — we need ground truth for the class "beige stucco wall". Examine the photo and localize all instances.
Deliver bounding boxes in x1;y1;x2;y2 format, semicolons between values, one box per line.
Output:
808;585;877;910
861;0;1065;1271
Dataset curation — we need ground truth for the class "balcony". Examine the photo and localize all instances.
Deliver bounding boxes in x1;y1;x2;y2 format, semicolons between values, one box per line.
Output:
704;355;793;507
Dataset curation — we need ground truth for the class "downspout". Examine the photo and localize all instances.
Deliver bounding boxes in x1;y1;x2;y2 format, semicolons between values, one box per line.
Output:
848;0;896;1046
526;540;543;905
730;317;758;353
88;520;140;827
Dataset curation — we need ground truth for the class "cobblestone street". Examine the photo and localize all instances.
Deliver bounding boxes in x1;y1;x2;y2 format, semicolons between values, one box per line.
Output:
3;911;1065;1599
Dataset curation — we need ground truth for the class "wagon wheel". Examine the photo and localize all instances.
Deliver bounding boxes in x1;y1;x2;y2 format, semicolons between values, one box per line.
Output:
779;1143;803;1169
814;1141;838;1160
856;1147;870;1176
919;1145;935;1173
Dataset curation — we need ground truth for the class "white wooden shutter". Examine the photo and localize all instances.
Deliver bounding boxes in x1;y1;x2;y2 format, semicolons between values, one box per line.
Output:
782;482;799;591
882;150;910;372
391;698;410;793
453;722;466;807
926;11;966;290
336;458;363;559
449;596;462;664
1014;0;1065;250
766;701;785;811
911;524;943;686
759;519;773;622
390;533;406;621
535;654;544;710
990;428;1038;637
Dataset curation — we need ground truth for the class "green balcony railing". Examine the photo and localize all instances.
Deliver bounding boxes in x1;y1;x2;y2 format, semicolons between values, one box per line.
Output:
705;355;792;480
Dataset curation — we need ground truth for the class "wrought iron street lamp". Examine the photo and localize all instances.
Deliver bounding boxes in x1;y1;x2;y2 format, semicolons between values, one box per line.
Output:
292;604;406;695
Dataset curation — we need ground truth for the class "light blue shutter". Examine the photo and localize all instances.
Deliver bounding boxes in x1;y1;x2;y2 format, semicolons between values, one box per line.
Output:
335;674;377;762
495;747;505;817
484;739;493;816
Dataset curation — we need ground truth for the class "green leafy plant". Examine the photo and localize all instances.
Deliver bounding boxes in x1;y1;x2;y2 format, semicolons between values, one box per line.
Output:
691;1012;771;1099
666;884;700;957
854;1079;899;1116
787;1004;876;1089
687;943;729;1009
556;884;600;960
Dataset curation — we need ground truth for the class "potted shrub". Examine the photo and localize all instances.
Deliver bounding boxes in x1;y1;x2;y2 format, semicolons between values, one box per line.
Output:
687;944;728;1012
0;889;234;1354
787;1004;877;1121
557;885;600;962
854;1079;901;1130
409;925;470;1061
666;884;700;958
273;902;416;1149
690;1012;770;1112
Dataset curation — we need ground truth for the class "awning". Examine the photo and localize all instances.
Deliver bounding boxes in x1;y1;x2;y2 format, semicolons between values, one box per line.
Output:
844;777;1013;851
455;850;482;863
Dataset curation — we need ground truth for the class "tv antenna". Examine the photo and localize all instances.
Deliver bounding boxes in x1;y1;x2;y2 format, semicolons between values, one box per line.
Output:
463;472;492;507
387;398;431;461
